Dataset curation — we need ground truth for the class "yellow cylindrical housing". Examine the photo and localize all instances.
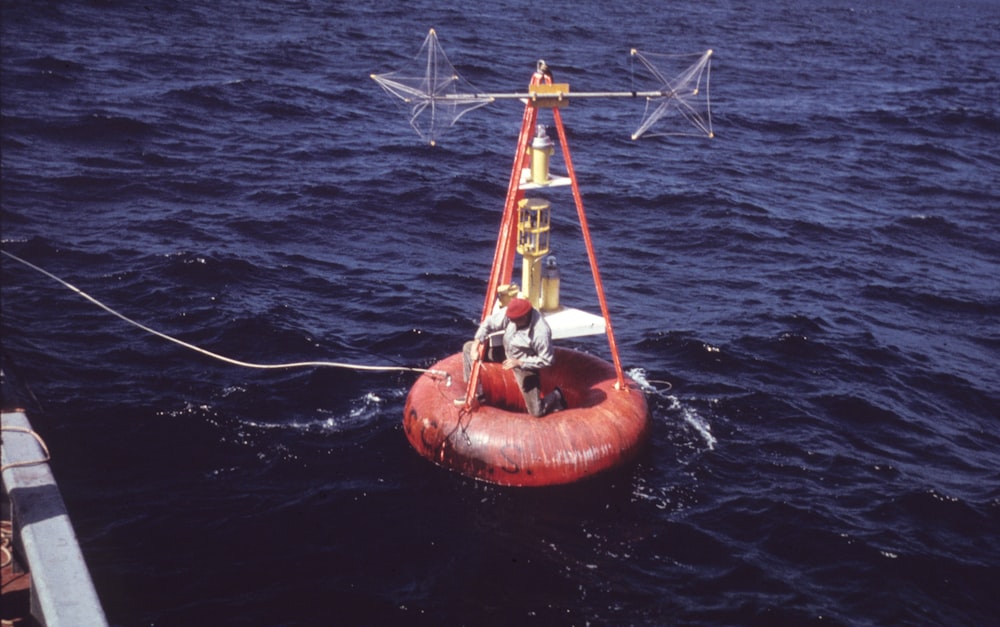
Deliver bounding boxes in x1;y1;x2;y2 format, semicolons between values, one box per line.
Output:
522;255;542;307
540;255;561;312
517;197;551;308
530;124;554;185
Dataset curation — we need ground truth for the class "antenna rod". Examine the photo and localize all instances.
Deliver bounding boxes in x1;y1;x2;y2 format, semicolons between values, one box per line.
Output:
386;90;679;102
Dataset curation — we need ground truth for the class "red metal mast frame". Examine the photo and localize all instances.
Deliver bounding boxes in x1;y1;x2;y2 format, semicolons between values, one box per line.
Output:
463;69;628;411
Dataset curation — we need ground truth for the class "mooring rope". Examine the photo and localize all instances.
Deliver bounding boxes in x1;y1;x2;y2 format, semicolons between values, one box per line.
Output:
0;425;51;473
1;249;450;383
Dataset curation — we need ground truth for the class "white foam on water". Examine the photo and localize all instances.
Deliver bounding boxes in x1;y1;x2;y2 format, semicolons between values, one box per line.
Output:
628;367;716;451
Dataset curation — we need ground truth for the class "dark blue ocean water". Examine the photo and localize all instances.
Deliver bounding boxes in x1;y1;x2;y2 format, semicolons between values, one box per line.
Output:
3;1;999;625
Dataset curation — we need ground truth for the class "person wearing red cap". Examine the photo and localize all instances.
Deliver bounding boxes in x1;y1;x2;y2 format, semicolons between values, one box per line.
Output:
457;296;566;416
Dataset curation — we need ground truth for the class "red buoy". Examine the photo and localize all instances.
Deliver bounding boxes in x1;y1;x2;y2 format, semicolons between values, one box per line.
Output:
404;348;650;487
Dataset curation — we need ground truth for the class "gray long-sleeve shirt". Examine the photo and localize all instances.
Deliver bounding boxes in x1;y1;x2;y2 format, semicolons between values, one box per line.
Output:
474;308;554;371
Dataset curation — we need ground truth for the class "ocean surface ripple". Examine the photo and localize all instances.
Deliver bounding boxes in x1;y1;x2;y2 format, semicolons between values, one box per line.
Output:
2;1;998;625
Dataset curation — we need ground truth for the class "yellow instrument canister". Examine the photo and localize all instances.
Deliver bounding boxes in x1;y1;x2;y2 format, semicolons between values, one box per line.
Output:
530;124;554;185
540;255;561;312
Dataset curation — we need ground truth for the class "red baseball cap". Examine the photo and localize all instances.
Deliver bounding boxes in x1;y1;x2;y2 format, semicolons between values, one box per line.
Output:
506;297;532;319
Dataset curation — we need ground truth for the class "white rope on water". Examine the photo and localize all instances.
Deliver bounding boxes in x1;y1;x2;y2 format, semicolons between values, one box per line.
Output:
1;249;450;383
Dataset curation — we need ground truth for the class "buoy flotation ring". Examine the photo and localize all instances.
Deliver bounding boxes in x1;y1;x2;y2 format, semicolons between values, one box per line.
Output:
404;347;651;487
